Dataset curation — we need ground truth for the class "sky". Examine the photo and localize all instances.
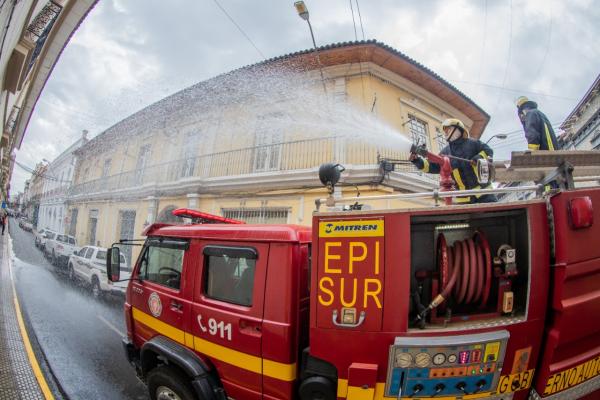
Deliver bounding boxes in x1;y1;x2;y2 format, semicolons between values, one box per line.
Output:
11;0;600;193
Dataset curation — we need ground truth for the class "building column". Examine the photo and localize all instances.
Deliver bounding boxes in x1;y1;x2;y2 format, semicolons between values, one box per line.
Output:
186;194;200;224
145;196;158;225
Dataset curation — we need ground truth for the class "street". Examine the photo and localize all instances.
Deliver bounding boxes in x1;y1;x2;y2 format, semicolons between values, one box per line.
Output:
8;221;147;400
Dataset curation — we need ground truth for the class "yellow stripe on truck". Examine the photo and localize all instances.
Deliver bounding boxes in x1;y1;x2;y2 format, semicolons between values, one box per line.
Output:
132;307;297;382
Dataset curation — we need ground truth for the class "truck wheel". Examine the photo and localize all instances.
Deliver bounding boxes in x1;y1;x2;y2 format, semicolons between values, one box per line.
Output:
147;365;196;400
68;263;75;281
91;277;102;299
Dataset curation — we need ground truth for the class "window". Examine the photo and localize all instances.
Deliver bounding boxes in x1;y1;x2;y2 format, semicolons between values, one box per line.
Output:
407;115;431;149
135;144;151;184
139;239;188;290
57;234;67;242
180;132;201;178
78;247;87;257
203;246;257;306
68;236;76;245
253;114;283;172
85;248;94;259
102;159;112;178
435;127;447;152
222;207;289;224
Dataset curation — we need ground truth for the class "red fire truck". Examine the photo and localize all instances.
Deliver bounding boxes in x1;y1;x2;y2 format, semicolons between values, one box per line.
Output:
108;151;600;400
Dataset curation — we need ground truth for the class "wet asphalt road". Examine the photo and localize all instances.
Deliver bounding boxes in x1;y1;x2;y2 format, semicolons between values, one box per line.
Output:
8;222;148;400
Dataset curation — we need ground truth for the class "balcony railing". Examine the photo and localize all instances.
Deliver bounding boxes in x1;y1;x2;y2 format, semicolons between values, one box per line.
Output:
68;137;426;197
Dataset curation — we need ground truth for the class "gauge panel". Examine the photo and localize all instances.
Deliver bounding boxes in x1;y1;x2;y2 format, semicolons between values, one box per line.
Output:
385;331;509;398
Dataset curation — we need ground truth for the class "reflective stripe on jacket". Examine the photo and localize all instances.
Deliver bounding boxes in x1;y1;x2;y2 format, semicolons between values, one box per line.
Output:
523;109;559;151
411;138;494;202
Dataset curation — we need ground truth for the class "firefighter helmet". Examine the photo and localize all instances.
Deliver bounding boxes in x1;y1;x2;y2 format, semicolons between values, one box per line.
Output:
441;118;468;136
516;96;537;113
515;96;529;108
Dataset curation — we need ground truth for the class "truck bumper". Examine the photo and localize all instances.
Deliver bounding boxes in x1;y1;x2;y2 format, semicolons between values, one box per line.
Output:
122;338;142;378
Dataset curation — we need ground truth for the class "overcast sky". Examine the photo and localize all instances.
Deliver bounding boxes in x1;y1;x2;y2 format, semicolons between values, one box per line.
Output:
11;0;600;193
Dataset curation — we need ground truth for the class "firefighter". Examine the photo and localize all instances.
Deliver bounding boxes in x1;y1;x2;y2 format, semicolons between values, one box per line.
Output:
411;118;497;203
516;96;559;151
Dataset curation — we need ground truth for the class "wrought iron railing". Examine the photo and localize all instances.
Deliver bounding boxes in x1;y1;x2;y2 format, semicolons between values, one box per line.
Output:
68;137;425;197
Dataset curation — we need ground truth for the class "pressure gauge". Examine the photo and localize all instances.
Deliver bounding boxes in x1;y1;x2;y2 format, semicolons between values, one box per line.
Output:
433;353;446;365
415;352;431;368
395;352;413;368
448;354;457;363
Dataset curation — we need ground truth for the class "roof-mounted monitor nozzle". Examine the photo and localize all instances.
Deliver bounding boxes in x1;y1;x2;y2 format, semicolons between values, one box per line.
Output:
319;163;345;195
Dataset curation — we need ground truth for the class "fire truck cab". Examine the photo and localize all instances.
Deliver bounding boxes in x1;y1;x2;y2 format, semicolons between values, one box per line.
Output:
108;151;600;400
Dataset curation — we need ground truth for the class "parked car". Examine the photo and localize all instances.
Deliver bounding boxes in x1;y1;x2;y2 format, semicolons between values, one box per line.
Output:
45;234;79;267
38;229;57;251
35;228;53;249
68;246;130;298
18;217;33;232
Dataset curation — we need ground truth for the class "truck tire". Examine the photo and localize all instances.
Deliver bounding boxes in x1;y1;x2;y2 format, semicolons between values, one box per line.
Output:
147;365;196;400
68;263;75;281
91;277;102;299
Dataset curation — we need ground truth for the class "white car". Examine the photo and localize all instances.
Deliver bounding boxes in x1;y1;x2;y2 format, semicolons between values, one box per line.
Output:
68;246;131;298
45;233;78;267
34;228;56;250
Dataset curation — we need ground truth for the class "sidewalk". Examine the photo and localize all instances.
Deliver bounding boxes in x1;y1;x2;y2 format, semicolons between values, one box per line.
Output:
0;231;49;400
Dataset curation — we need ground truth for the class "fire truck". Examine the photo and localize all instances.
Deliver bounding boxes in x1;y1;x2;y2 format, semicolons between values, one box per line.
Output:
108;150;600;400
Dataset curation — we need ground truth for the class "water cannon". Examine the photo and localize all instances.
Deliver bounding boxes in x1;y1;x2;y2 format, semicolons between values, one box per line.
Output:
319;163;345;194
410;144;455;204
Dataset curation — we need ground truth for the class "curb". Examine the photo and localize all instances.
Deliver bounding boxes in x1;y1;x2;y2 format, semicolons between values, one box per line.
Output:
4;229;67;399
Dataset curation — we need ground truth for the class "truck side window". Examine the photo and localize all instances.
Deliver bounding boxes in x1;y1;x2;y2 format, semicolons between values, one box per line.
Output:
203;246;258;306
139;246;185;290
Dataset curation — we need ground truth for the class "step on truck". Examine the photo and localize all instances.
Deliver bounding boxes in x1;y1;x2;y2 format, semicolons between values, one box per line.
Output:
107;150;600;400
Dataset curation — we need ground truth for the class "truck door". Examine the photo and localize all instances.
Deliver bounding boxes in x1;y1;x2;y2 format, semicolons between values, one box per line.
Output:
190;242;267;400
129;238;192;349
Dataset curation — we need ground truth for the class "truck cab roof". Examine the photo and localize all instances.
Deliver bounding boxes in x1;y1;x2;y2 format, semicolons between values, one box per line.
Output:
146;223;312;244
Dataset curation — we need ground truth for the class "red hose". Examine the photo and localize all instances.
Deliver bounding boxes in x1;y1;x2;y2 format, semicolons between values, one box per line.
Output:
435;231;492;311
474;231;492;309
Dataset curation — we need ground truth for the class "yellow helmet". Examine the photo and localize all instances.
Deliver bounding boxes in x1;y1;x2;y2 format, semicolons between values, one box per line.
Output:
515;96;529;108
441;118;468;136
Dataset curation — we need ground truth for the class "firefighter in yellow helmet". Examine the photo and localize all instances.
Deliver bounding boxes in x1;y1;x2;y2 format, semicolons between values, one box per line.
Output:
516;96;559;151
411;118;497;203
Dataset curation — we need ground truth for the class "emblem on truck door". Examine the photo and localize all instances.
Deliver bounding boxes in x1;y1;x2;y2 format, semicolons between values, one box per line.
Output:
148;292;162;317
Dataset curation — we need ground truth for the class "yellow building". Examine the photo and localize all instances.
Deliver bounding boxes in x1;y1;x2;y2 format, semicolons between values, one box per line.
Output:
66;41;489;263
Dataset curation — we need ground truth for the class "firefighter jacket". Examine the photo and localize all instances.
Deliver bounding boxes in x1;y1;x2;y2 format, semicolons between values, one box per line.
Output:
411;138;494;203
522;109;559;151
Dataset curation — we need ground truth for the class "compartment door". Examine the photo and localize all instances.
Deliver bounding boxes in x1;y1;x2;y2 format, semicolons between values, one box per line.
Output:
316;218;385;331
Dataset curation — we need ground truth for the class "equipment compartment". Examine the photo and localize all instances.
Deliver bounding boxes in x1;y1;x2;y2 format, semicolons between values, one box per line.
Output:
409;209;530;329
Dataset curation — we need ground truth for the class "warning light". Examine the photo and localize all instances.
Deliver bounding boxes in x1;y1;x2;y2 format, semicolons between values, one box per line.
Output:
471;349;482;363
459;351;470;364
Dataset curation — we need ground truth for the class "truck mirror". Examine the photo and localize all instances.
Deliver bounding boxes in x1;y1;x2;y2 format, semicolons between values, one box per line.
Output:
107;247;121;282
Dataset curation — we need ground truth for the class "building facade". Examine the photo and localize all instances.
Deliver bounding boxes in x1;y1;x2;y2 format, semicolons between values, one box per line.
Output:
65;41;489;262
559;74;600;150
1;0;97;203
37;130;87;233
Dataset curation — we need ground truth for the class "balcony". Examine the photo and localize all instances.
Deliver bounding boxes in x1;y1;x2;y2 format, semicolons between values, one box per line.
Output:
67;137;438;201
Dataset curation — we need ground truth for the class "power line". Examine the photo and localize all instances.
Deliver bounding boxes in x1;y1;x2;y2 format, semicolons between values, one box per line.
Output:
355;0;365;40
490;0;514;117
451;80;577;101
349;0;358;41
476;0;488;83
533;8;553;79
212;0;266;59
14;160;71;184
